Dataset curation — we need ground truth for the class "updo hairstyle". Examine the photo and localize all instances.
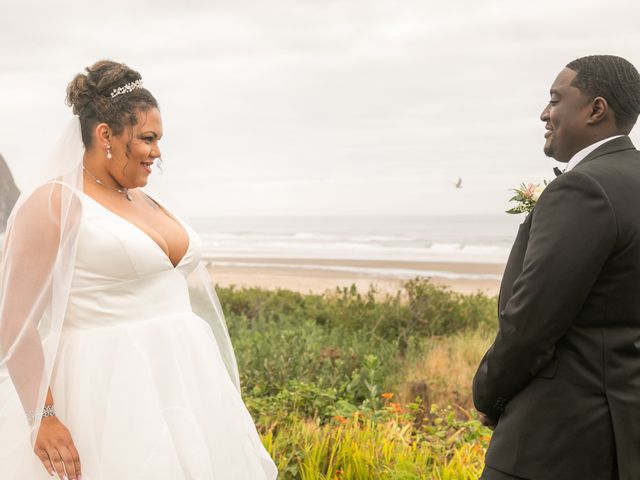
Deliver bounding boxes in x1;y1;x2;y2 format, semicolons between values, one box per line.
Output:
65;60;159;148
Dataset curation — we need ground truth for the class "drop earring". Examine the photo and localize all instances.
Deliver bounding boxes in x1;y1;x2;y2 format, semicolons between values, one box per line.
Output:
105;144;112;160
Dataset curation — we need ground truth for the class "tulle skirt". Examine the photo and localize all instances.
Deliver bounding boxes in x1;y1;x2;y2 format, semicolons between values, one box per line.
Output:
2;313;277;479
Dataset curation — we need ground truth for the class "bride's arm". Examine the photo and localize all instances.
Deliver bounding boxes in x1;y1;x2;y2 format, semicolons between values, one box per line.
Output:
0;183;83;480
0;185;60;415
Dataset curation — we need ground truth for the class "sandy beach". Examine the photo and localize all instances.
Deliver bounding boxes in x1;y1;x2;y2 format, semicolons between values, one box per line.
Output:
206;257;504;296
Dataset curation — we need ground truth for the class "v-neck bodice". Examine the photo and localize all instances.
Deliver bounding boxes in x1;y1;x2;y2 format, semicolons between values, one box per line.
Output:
79;190;192;269
64;190;204;328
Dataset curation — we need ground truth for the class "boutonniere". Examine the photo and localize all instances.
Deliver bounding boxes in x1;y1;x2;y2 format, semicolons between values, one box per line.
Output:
506;181;550;215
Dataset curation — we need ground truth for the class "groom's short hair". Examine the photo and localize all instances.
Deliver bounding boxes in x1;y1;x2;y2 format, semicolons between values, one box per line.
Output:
566;55;640;132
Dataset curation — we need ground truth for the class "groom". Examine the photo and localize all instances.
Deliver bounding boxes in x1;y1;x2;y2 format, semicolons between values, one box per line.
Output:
473;55;640;479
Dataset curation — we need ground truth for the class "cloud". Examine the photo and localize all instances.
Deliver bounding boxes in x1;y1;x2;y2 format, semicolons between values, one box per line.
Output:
2;0;640;215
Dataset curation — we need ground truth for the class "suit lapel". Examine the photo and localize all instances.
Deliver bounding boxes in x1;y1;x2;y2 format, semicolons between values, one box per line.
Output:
573;136;636;171
498;212;533;313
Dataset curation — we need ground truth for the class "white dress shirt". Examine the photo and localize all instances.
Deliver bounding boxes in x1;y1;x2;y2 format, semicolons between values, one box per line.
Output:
563;135;623;172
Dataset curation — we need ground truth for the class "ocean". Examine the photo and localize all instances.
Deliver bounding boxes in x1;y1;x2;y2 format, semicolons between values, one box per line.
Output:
0;214;523;282
190;214;523;264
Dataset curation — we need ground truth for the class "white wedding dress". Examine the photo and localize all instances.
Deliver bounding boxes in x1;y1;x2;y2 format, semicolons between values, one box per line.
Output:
2;190;278;479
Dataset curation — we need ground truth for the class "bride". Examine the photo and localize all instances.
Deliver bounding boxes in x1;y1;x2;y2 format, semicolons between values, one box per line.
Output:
0;60;278;479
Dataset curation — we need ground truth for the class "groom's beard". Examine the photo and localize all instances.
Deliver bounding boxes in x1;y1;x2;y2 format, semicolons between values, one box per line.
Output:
543;135;569;163
543;132;558;159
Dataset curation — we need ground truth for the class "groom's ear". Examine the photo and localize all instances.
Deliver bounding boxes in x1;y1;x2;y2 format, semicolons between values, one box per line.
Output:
586;96;609;126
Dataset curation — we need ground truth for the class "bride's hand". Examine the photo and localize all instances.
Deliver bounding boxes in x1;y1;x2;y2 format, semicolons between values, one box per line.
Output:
33;416;82;480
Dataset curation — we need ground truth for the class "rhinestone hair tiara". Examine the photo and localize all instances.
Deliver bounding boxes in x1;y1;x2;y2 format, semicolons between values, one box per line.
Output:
110;79;143;98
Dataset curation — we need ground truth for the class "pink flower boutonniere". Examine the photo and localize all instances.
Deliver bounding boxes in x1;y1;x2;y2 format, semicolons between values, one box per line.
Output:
506;181;550;215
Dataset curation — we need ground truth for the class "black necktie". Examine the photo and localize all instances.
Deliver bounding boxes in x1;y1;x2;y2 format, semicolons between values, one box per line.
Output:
553;167;563;177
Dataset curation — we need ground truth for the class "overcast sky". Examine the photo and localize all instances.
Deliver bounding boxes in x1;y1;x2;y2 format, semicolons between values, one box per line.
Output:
2;0;640;217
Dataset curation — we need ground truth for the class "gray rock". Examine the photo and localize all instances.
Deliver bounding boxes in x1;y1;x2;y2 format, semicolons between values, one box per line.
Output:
0;154;20;233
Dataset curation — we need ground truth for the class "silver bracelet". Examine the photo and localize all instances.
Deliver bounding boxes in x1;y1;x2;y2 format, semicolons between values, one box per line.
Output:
25;404;56;424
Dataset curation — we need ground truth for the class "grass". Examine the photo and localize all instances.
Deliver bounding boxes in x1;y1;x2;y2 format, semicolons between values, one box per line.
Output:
399;329;494;409
264;409;489;479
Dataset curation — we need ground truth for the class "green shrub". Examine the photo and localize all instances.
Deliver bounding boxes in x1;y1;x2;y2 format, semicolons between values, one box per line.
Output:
212;278;497;420
200;278;499;478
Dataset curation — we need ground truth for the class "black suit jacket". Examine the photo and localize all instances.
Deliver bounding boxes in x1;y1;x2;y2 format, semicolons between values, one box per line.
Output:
473;136;640;479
